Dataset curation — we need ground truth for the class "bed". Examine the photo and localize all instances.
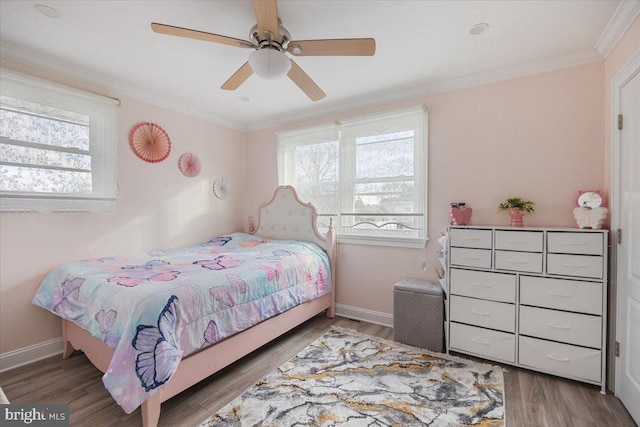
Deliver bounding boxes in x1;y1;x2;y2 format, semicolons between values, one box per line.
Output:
31;185;336;427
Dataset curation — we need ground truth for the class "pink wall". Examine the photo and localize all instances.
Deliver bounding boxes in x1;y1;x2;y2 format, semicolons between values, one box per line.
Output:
0;60;246;355
245;61;605;316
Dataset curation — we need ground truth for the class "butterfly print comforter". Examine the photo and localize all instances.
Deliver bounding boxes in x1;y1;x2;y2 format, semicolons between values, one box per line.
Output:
32;232;331;413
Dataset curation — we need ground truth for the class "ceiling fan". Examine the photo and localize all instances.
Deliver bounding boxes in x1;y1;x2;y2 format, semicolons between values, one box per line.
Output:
151;0;375;101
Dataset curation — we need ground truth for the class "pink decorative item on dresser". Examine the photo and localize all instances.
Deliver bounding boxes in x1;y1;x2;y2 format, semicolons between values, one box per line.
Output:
573;190;608;229
450;207;473;225
129;122;171;163
178;153;201;177
508;208;525;227
497;197;535;227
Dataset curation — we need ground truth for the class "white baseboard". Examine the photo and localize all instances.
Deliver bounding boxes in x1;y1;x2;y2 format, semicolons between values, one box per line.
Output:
335;304;393;328
0;338;63;373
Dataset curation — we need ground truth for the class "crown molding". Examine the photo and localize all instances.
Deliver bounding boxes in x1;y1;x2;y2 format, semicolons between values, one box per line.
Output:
243;47;604;132
0;42;245;131
595;0;640;58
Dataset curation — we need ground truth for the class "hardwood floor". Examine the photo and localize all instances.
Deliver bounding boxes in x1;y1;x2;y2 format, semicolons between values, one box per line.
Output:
1;315;635;426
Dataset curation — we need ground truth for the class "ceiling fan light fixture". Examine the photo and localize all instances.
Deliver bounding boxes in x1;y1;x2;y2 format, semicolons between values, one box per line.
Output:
248;48;291;80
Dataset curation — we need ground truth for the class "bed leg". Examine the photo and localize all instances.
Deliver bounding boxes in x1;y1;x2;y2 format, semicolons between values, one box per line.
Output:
141;395;161;427
326;306;335;319
61;320;74;359
62;340;75;359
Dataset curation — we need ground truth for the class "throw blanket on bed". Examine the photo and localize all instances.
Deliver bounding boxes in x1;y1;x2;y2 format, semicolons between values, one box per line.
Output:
32;232;331;413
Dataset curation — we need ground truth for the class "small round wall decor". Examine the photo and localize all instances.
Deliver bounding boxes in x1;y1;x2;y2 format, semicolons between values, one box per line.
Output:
129;122;171;163
213;177;231;200
178;153;201;177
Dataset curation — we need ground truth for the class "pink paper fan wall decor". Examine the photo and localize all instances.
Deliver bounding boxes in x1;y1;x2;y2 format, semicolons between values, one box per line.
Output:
129;122;171;163
178;153;201;177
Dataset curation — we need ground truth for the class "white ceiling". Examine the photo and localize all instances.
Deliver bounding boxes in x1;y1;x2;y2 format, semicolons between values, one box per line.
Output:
1;1;638;131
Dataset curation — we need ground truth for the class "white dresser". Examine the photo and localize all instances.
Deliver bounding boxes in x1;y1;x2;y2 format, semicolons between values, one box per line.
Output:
446;225;608;392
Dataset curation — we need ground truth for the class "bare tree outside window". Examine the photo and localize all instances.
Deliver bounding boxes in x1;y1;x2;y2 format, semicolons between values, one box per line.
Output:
294;141;339;223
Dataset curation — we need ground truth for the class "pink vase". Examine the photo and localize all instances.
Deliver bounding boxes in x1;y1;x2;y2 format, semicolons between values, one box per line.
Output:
508;208;524;227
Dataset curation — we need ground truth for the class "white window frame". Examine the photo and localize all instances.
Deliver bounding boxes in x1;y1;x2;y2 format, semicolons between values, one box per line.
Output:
277;105;428;248
0;69;118;213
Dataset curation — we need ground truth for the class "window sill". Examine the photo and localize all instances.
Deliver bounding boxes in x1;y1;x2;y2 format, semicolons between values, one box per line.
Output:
0;196;116;214
337;234;428;249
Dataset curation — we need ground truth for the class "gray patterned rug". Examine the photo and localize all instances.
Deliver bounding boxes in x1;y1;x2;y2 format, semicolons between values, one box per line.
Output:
198;327;504;426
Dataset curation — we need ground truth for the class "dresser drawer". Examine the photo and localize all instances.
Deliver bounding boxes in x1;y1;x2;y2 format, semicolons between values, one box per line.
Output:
547;232;604;255
450;248;492;269
450;228;492;249
520;306;602;348
450;323;515;363
495;230;543;252
547;254;603;279
495;250;543;273
520;276;602;315
519;336;601;382
450;295;515;333
450;268;516;303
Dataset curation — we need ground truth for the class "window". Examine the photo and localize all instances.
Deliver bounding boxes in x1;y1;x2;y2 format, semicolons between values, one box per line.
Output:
277;105;427;248
0;70;118;213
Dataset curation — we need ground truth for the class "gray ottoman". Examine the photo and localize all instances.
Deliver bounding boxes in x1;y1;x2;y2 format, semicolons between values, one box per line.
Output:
393;278;444;352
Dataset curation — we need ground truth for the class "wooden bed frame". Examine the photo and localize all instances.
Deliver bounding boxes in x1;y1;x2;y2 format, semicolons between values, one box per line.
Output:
60;186;336;427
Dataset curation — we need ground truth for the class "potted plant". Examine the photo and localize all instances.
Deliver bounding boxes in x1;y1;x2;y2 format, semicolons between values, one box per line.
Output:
498;197;535;227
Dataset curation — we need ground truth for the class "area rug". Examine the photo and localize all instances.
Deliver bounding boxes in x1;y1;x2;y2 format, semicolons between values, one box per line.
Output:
198;327;504;426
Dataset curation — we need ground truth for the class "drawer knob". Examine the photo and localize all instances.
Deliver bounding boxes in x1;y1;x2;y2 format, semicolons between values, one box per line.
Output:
546;354;570;362
547;291;571;298
471;310;491;316
546;322;571;330
507;259;529;264
562;241;587;245
461;256;481;260
472;338;491;345
507;239;530;243
462;237;481;241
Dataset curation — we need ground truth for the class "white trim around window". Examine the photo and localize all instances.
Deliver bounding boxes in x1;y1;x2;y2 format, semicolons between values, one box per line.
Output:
0;69;119;213
277;105;428;248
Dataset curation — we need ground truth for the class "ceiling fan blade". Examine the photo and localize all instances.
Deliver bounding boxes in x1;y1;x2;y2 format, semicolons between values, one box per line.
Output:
287;60;326;102
151;23;253;49
251;0;279;40
287;38;376;56
221;62;254;90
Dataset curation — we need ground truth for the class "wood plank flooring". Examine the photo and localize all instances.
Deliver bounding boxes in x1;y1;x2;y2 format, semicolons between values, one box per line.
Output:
0;315;635;426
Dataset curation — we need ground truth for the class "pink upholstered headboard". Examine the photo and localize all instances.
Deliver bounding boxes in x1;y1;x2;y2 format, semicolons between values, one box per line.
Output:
253;186;327;249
